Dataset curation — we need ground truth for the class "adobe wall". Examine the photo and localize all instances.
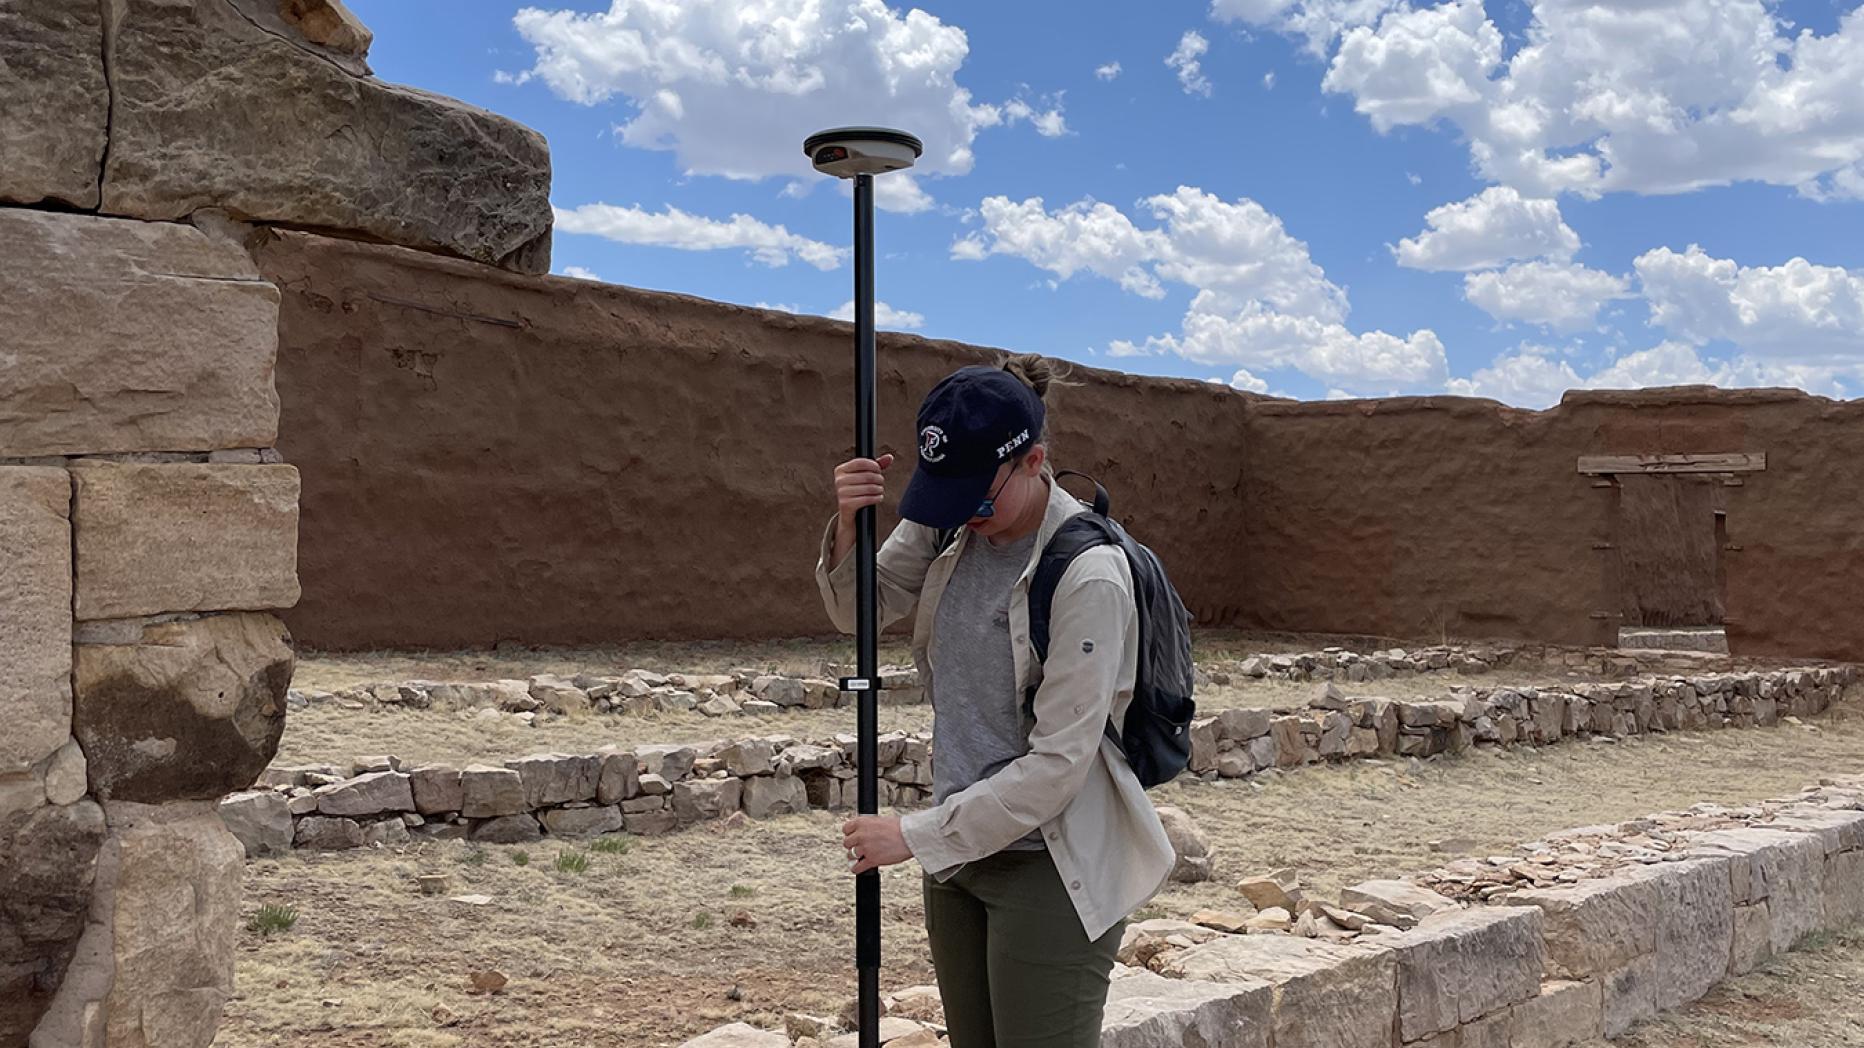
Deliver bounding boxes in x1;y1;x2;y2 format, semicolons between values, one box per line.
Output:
1238;389;1864;662
256;232;1250;650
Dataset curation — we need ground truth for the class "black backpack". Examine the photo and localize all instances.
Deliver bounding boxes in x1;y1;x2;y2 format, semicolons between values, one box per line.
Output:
938;470;1196;788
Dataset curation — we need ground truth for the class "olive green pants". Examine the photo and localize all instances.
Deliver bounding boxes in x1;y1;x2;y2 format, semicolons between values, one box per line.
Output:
922;849;1125;1048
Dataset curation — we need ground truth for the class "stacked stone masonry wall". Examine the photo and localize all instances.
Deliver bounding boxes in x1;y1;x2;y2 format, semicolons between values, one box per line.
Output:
225;664;1856;855
683;771;1864;1048
0;0;553;1044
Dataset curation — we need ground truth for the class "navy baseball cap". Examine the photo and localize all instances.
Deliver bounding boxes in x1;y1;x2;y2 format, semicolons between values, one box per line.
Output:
899;365;1046;529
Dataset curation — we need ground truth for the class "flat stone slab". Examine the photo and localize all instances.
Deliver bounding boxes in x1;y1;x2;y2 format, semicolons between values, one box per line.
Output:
0;0;108;208
1162;933;1397;1048
0;467;73;773
102;0;552;272
1100;964;1272;1048
314;771;415;817
0;209;281;457
71;462;300;619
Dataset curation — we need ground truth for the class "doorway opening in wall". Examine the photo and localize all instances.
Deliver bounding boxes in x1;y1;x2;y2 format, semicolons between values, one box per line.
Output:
1613;473;1730;655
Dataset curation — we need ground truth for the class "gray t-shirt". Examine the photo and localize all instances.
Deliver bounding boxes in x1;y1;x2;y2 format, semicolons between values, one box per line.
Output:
929;527;1046;851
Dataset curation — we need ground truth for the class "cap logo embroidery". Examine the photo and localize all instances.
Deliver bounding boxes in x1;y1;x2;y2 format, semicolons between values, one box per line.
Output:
996;429;1030;458
919;425;948;463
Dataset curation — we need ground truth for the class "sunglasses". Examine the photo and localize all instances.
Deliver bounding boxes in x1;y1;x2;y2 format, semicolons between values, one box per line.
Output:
973;468;1014;520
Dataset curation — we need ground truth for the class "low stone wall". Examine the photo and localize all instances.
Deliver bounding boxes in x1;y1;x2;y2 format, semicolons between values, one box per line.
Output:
1188;665;1855;777
285;642;1783;727
231;665;1855;856
683;772;1864;1048
1212;642;1749;684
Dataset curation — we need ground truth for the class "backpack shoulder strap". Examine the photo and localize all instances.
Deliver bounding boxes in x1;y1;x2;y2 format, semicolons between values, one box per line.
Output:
1027;515;1120;664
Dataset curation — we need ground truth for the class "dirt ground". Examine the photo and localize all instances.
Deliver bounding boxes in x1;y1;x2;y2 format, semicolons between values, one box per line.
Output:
219;700;1864;1047
279;631;1607;769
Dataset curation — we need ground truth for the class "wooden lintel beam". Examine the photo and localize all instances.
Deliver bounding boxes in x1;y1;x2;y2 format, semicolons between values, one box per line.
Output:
1577;452;1766;475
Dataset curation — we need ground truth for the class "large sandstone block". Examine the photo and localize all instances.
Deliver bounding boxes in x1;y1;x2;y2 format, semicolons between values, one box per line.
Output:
1638;859;1734;1010
0;799;107;1044
1504;871;1660;980
0;0;108;207
71;462;300;619
742;774;808;819
672;779;743;825
539;805;623;837
1388;907;1544;1041
101;806;243;1047
74;613;293;802
505;753;601;809
0;467;73;773
1508;980;1602;1048
1162;934;1397;1048
1823;850;1864;928
0;209;281;457
1683;827;1826;952
101;0;552;273
459;765;526;818
1100;964;1273;1048
1599;954;1659;1037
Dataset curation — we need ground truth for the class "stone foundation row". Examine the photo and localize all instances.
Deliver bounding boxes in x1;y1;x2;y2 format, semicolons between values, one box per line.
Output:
685;772;1864;1048
230;665;1855;857
1209;642;1745;685
1190;665;1856;777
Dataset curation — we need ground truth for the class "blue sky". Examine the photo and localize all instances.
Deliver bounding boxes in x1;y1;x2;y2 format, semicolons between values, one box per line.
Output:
350;0;1864;405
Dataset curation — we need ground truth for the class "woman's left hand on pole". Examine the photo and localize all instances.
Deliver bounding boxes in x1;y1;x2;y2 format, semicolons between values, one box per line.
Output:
841;815;912;875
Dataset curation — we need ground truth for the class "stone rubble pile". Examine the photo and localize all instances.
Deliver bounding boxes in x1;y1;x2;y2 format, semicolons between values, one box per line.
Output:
1187;665;1855;778
222;729;938;854
681;772;1864;1048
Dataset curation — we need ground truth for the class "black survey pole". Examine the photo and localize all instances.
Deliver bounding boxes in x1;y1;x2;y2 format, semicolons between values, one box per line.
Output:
801;126;921;1048
851;169;882;1048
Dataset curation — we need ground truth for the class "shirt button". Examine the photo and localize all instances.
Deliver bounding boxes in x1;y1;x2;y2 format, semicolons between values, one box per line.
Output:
1072;704;1082;714
1046;830;1058;841
1070;880;1082;890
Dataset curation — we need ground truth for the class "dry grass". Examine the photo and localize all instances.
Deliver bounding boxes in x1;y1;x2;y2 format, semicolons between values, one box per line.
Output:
221;705;1864;1047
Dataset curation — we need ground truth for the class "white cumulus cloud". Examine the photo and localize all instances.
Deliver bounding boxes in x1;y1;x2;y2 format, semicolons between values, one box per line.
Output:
1463;260;1631;332
1313;0;1864;200
1635;245;1864;361
1394;187;1580;272
829;300;927;330
557;265;603;281
1448;340;1855;408
1095;61;1123;81
1211;0;1402;56
1167;30;1214;97
553;203;846;270
504;0;1067;211
957;187;1442;393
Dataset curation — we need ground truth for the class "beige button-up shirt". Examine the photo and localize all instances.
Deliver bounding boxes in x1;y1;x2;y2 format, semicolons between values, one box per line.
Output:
814;477;1175;940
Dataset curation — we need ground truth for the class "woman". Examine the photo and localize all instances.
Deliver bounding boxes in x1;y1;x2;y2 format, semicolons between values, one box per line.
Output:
814;354;1175;1048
